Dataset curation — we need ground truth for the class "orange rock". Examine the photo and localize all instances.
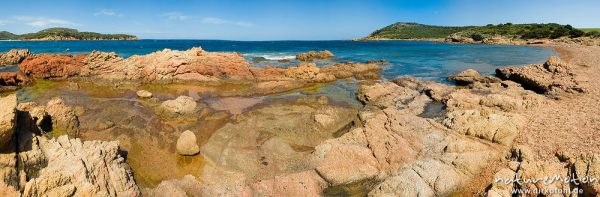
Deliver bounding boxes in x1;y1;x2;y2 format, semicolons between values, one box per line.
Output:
19;54;86;79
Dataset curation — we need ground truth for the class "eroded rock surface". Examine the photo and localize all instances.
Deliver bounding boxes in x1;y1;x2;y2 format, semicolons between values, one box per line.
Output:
0;94;16;148
176;130;200;156
45;97;80;136
484;146;600;197
496;56;586;96
0;72;30;92
19;48;381;95
145;96;358;196
20;54;86;79
0;94;140;196
0;49;31;66
296;50;335;61
22;136;140;197
448;69;501;85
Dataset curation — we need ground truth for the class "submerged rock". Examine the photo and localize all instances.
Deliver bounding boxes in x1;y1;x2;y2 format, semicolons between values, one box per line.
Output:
176;130;200;156
136;90;153;98
158;96;202;119
295;50;335;61
0;49;31;66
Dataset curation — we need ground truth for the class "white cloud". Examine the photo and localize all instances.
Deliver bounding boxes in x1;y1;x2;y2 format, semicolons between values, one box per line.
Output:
0;20;13;26
12;16;78;27
162;12;189;21
201;17;254;27
94;9;123;17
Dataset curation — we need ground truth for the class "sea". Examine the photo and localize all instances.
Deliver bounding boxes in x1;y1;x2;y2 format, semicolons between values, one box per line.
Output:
0;40;554;82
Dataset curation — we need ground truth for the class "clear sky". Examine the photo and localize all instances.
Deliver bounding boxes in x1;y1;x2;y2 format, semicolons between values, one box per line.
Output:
0;0;598;40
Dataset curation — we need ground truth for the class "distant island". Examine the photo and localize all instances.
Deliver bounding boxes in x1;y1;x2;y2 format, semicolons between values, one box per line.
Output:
0;27;138;41
361;22;600;42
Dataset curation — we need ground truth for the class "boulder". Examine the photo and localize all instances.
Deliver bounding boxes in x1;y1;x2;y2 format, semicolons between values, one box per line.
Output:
311;128;380;185
574;154;600;195
449;69;482;85
19;54;86;79
17;102;51;135
496;56;585;95
295;50;335;61
158;96;200;119
442;109;525;145
0;72;30;92
0;49;31;66
176;130;200;156
21;136;140;196
136;90;153;98
0;94;16;148
445;34;476;43
283;63;321;80
45;98;80;136
448;69;501;86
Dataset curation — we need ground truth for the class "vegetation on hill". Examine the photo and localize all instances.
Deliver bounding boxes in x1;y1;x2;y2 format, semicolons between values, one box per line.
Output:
0;31;19;40
0;28;137;40
366;23;473;39
366;22;594;40
457;23;585;39
580;28;600;38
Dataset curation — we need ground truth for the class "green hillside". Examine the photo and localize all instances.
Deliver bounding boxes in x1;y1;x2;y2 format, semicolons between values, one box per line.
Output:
366;23;472;39
0;28;137;40
366;22;592;40
0;31;19;40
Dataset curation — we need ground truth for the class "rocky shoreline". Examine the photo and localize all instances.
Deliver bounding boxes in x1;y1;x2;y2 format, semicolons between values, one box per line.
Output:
1;42;599;196
358;35;600;46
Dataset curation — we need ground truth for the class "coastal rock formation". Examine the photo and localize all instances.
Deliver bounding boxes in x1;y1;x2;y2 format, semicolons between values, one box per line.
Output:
484;147;600;196
146;96;357;196
0;94;140;196
448;69;501;85
176;130;200;156
296;50;335;61
0;94;16;148
136;90;153;98
158;96;205;119
496;56;586;96
0;49;31;66
20;54;86;79
45;97;80;136
138;75;537;196
21;136;140;196
18;48;381;95
445;34;476;43
0;72;30;92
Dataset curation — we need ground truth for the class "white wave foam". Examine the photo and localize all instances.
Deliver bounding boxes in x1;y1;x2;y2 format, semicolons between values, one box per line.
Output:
244;53;296;60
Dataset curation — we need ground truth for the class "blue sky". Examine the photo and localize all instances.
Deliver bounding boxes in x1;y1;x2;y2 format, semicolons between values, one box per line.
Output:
0;0;598;40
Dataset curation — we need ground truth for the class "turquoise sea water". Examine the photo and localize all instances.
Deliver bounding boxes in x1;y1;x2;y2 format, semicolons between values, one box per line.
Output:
0;40;554;82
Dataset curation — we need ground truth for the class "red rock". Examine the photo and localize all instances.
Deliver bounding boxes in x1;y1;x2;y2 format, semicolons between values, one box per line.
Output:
0;72;30;87
19;54;85;79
